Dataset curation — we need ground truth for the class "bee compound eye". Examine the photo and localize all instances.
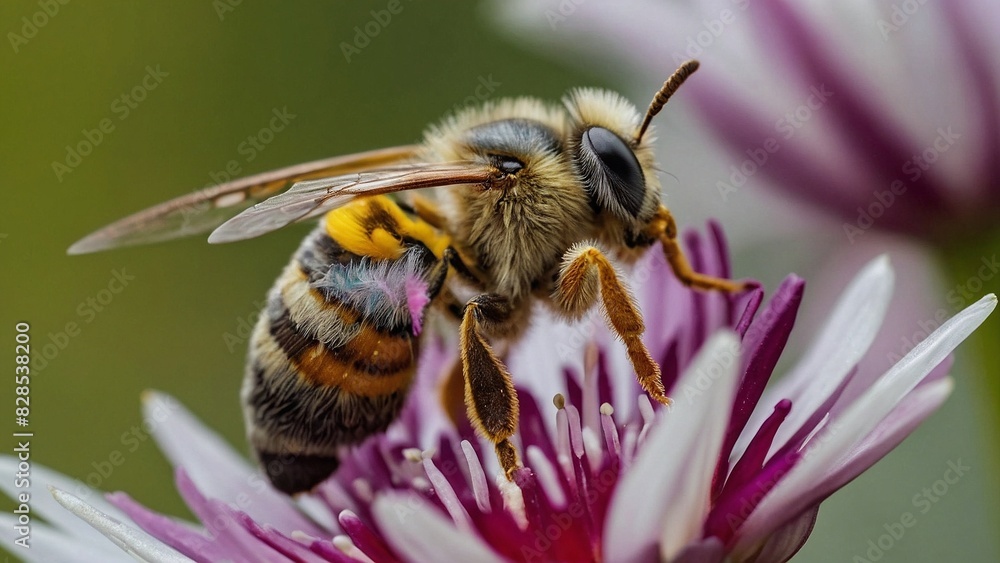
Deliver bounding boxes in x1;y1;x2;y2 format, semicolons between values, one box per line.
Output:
490;154;524;175
581;127;645;217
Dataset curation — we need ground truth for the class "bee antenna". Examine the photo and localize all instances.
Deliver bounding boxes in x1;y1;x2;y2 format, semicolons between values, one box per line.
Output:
635;59;700;143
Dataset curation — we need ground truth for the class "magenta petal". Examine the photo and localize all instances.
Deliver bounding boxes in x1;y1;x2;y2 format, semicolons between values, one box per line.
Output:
770;367;855;461
734;287;765;339
236;512;329;563
174;468;287;562
339;510;400;563
723;399;793;497
752;506;819;563
703;446;801;545
303;537;357;563
686;231;710;349
720;276;804;466
105;492;227;562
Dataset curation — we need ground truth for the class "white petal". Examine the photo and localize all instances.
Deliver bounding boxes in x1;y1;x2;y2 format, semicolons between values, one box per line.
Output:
141;391;320;535
818;377;954;496
604;331;741;562
0;515;130;563
735;294;996;551
50;487;191;562
0;456;132;543
735;256;894;460
372;492;504;563
751;505;819;563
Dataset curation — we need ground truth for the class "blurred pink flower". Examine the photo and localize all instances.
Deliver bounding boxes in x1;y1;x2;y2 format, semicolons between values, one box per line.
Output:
4;228;994;562
497;0;1000;245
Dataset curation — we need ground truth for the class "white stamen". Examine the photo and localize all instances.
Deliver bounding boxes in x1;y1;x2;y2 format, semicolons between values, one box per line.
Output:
637;395;656;448
403;448;424;463
527;445;567;509
333;535;375;563
565;404;586;458
497;474;529;530
411;476;431;492
582;427;604;474
423;458;473;533
582;342;601;435
638;394;655;429
621;424;639;470
601;405;622;461
461;440;492;512
352;478;374;503
555;404;577;491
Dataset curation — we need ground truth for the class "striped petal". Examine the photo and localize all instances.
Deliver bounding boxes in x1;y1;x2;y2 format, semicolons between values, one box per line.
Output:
735;294;996;551
605;332;741;561
735;256;894;460
142;391;322;536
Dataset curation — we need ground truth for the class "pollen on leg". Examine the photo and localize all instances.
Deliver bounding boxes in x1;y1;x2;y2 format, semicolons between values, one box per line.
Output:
555;243;602;319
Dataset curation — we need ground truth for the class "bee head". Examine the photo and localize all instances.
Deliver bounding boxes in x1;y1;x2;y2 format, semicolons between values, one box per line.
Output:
565;88;662;229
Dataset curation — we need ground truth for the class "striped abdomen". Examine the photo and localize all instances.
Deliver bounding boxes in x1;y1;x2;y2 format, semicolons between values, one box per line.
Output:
241;196;450;494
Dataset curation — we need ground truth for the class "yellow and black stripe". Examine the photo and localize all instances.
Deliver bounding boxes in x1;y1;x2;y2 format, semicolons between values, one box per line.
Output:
241;196;450;494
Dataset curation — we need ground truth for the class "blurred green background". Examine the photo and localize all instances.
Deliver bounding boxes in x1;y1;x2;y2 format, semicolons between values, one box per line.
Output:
0;1;995;562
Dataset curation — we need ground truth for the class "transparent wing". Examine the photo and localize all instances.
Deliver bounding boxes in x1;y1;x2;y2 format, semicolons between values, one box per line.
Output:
208;162;503;244
67;145;419;254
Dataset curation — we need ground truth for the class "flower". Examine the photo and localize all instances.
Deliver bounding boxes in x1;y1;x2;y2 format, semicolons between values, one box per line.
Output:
3;226;995;562
492;4;1000;553
496;0;1000;245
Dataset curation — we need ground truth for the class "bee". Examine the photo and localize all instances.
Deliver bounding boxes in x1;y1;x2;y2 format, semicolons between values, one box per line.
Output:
69;60;748;494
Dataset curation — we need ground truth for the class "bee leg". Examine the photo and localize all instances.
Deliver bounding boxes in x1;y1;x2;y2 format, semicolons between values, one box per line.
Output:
554;244;670;406
460;294;521;479
654;205;747;293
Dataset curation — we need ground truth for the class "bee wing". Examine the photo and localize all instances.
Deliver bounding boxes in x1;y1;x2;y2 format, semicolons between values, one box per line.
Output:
208;162;502;244
67;145;419;254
